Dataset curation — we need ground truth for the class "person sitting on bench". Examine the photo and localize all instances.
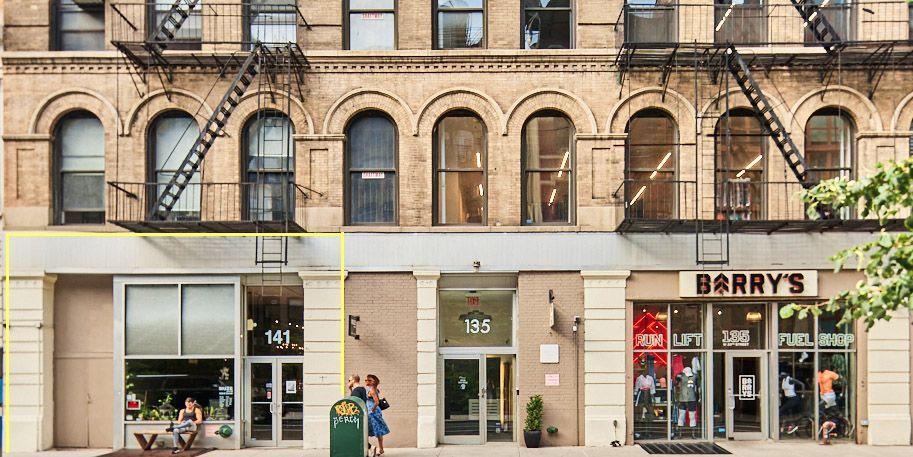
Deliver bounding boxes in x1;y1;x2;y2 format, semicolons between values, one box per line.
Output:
166;397;203;454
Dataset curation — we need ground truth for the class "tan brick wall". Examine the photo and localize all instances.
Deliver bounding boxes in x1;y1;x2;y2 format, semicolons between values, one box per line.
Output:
343;273;418;448
517;272;585;447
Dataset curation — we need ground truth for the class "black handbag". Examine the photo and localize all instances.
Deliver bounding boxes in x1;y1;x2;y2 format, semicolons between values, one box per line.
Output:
379;397;390;410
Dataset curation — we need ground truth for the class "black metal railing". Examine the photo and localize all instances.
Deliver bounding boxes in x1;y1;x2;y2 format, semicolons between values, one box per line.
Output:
614;179;698;220
111;2;307;49
618;1;912;47
107;181;309;225
615;179;854;223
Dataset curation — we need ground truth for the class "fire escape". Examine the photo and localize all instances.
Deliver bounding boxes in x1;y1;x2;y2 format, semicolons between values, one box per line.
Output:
109;1;313;272
614;0;913;265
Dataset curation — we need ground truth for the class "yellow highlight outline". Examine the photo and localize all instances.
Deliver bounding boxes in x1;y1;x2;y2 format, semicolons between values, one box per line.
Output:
3;231;346;453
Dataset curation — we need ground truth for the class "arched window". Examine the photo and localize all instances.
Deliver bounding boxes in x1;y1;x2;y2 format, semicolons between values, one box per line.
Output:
148;111;201;221
625;109;678;219
54;111;105;224
243;111;294;221
715;109;766;221
346;113;397;225
522;113;574;225
433;112;486;225
805;108;855;219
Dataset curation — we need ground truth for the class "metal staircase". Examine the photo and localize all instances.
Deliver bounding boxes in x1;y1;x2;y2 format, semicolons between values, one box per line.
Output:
725;45;812;189
149;0;201;52
789;0;846;54
149;46;262;220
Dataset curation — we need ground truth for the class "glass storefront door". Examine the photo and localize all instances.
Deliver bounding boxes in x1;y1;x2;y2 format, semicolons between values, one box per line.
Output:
245;359;304;447
725;353;766;440
441;355;515;444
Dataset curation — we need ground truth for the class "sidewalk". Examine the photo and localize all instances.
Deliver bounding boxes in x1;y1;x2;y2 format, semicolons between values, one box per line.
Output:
7;442;913;457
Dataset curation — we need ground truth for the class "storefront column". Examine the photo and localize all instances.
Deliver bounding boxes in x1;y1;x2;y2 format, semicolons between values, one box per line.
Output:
413;270;440;448
867;309;912;445
581;270;629;446
6;274;57;452
299;271;346;449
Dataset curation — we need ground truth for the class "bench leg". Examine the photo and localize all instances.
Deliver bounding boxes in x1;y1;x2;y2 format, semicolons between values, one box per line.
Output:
182;432;198;451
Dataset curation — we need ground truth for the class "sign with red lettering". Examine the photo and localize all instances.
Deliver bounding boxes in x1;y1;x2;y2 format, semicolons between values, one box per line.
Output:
679;271;817;298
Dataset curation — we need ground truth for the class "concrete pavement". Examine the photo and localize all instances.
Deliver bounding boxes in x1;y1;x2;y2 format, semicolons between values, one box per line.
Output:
7;442;913;457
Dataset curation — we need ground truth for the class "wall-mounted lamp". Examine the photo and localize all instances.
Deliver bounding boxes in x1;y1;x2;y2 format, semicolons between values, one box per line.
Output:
472;260;481;272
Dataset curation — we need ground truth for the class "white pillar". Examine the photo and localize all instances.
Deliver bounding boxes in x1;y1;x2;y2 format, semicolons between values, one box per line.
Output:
867;309;912;445
299;271;346;449
581;270;629;447
414;270;440;448
7;274;57;452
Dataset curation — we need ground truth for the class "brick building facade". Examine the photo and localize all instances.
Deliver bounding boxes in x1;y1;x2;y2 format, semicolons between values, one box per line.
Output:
2;0;913;452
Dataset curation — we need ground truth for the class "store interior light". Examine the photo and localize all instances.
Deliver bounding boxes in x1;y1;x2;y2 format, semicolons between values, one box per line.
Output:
548;188;557;206
478;184;484;196
735;154;763;179
746;311;763;322
630;185;647;205
476;152;482;168
656;311;668;321
557;150;570;177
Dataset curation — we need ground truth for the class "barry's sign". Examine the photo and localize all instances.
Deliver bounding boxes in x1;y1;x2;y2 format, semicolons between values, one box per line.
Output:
679;270;818;298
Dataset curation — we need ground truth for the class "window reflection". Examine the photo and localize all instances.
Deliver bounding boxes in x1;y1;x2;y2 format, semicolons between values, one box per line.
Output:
522;114;573;224
715;110;766;221
436;0;485;48
626;110;678;219
348;0;396;50
434;114;487;225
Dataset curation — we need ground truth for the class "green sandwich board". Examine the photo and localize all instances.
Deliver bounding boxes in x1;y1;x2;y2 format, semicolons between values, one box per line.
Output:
330;396;368;457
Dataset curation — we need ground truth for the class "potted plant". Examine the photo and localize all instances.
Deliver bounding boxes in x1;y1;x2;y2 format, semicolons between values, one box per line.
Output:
524;394;544;448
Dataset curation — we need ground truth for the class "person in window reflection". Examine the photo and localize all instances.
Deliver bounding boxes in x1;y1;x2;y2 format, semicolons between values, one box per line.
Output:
165;397;203;454
365;374;390;455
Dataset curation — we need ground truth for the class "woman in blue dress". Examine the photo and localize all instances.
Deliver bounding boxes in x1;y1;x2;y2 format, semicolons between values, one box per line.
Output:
365;374;390;455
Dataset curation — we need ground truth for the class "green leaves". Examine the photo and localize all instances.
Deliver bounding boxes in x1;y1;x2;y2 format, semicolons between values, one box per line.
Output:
795;156;913;329
525;394;544;431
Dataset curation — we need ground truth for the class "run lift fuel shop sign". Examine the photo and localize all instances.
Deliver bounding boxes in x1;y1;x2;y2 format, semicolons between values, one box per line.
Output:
679;270;818;298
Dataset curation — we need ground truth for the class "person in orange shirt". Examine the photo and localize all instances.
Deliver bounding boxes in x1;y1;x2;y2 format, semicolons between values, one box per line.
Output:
818;365;840;408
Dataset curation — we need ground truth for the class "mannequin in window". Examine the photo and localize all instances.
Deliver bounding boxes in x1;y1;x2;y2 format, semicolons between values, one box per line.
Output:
674;367;699;438
634;369;656;421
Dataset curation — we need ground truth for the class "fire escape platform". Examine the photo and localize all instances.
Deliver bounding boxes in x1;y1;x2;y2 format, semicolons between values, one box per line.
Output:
616;218;906;234
110;219;306;234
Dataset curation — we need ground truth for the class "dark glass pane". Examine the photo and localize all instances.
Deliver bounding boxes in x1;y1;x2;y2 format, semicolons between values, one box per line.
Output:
58;0;105;51
524;116;572;169
777;352;815;439
715;113;765;221
439;290;514;347
524;11;571;49
805;113;853;182
626;174;677;219
712;303;766;350
348;116;396;169
628;114;676;169
62;173;105;212
817;352;855;440
437;171;484;224
246;290;304;356
153;0;202;46
714;0;767;45
625;2;677;44
443;358;480;436
523;171;570;224
349;172;396;224
124;358;234;421
438;12;484;48
524;0;571;7
246;114;294;161
670;304;704;349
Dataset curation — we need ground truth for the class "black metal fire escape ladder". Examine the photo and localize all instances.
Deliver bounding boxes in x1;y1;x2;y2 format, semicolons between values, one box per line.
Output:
148;46;262;220
788;0;846;54
148;0;201;52
725;45;812;189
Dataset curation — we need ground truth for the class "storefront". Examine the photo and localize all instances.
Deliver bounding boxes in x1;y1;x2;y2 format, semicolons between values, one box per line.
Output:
631;270;858;443
437;282;518;445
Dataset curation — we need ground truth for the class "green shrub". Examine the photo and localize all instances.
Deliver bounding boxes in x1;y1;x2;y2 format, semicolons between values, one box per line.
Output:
524;394;543;431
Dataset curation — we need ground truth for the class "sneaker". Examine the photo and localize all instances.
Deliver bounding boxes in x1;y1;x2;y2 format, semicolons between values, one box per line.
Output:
786;425;799;434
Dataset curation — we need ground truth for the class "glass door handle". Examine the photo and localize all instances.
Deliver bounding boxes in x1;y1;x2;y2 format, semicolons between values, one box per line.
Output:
269;402;275;414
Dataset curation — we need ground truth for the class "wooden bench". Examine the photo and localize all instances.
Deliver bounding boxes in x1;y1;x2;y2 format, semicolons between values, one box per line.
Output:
133;429;198;451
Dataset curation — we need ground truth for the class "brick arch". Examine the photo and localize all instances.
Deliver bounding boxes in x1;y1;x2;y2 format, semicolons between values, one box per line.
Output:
125;89;214;137
890;90;913;132
225;89;314;137
415;88;503;136
697;87;792;134
30;88;123;135
324;88;415;135
791;86;882;132
503;88;597;135
607;87;696;135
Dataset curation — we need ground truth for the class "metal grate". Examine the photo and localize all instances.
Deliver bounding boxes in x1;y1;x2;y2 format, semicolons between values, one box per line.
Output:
639;442;731;455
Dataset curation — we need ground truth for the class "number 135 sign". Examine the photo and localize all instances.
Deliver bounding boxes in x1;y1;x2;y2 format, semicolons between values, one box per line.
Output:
464;318;491;334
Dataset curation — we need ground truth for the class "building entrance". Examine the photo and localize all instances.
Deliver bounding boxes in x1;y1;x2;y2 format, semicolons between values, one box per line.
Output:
441;355;515;444
244;359;304;447
724;353;766;440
